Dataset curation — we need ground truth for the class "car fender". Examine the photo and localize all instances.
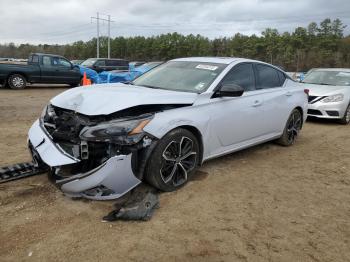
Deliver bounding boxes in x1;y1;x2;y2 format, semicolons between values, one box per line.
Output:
143;105;212;159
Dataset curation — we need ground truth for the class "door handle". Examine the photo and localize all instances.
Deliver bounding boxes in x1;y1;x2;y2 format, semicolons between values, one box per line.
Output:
252;100;262;107
286;91;293;97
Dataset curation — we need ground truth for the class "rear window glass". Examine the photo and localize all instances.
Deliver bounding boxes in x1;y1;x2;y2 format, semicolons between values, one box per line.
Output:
277;71;286;86
256;64;281;89
30;55;39;63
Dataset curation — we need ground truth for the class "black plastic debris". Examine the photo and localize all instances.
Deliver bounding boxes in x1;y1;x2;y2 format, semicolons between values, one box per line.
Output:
103;184;159;222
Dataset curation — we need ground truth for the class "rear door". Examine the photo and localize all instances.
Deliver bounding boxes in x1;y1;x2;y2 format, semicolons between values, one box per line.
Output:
254;63;291;134
39;55;57;83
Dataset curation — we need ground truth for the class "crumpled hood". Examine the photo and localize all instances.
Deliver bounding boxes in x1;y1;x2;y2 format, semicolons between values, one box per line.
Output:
304;83;349;96
50;83;198;116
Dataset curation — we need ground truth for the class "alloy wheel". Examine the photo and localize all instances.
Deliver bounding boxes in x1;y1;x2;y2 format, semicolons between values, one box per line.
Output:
287;110;302;144
160;136;197;186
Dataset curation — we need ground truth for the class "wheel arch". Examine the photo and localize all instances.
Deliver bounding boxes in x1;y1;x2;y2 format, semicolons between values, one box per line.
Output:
7;72;29;83
174;125;204;166
294;106;304;128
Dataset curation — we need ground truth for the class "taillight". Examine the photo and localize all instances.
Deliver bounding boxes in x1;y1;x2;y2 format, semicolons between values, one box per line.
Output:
304;89;309;96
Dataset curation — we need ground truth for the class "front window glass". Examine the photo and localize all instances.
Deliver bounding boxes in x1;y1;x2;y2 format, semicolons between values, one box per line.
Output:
132;61;227;93
303;70;350;86
222;63;255;91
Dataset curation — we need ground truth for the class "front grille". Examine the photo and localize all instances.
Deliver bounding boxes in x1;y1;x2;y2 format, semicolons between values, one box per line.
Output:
308;96;327;104
308;96;318;103
308;109;323;116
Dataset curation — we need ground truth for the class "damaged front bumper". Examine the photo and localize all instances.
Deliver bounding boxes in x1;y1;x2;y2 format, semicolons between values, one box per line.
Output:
28;119;142;200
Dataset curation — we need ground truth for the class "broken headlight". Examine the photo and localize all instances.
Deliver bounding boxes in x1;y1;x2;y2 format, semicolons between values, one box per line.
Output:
79;114;153;144
41;104;56;122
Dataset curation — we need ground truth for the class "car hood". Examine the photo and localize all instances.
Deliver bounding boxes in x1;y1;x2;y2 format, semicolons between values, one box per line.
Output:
303;83;350;96
50;83;198;116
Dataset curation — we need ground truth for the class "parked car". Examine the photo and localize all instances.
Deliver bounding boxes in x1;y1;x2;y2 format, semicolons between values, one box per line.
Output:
0;53;81;89
302;68;350;124
81;58;129;73
27;57;308;200
98;61;164;84
71;59;84;65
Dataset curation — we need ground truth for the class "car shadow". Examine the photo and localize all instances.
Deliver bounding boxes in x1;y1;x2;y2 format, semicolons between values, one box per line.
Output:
0;84;70;90
306;116;341;126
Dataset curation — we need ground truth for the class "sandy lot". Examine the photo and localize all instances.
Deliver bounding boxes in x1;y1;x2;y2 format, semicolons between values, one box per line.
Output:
0;87;349;262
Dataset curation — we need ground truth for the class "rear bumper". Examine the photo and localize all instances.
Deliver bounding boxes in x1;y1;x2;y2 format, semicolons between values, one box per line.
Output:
28;119;141;200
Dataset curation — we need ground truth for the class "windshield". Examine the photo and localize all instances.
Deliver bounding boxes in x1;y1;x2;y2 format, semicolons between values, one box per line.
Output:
303;70;350;86
132;61;227;93
81;58;97;67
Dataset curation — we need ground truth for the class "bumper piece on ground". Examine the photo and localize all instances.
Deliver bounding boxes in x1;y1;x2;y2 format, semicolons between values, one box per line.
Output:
58;154;141;200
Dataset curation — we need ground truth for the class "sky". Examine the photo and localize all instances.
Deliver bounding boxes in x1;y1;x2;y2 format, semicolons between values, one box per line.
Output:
0;0;350;44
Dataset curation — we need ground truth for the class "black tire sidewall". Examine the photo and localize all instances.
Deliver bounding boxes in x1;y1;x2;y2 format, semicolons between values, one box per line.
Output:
277;109;302;146
8;74;26;90
145;128;200;192
340;104;350;125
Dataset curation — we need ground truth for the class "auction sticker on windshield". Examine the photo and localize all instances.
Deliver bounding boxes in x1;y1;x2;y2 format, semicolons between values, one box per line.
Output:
196;64;218;71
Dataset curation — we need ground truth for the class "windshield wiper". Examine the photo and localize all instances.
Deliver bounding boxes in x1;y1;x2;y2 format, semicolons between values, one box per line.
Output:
122;81;134;85
139;84;161;89
304;82;331;86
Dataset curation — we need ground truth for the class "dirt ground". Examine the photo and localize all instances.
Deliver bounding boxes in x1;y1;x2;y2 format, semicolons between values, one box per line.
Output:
0;86;349;262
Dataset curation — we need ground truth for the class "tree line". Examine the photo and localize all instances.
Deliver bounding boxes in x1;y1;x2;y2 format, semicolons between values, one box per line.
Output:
0;18;349;71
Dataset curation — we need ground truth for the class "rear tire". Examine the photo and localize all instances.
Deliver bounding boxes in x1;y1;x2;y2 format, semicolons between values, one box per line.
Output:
339;104;350;125
8;74;26;89
145;128;199;192
277;109;302;146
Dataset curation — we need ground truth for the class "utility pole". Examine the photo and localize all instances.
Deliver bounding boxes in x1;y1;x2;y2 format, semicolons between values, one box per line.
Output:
97;12;100;58
108;15;111;58
91;13;114;58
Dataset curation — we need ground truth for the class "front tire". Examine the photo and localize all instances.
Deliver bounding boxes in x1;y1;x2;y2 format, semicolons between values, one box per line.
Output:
339;104;350;125
277;109;302;146
145;128;199;192
8;74;26;89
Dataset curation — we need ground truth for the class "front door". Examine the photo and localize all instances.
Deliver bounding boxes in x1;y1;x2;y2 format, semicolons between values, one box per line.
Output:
52;57;80;84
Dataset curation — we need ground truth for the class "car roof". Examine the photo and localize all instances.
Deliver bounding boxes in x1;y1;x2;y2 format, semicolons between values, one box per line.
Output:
31;53;65;58
172;57;239;64
171;57;274;65
312;68;350;72
88;58;128;61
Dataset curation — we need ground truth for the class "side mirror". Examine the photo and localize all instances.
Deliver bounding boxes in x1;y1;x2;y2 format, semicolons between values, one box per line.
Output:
213;83;244;98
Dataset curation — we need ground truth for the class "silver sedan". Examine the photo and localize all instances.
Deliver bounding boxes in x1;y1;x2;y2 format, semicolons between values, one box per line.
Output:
303;68;350;124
